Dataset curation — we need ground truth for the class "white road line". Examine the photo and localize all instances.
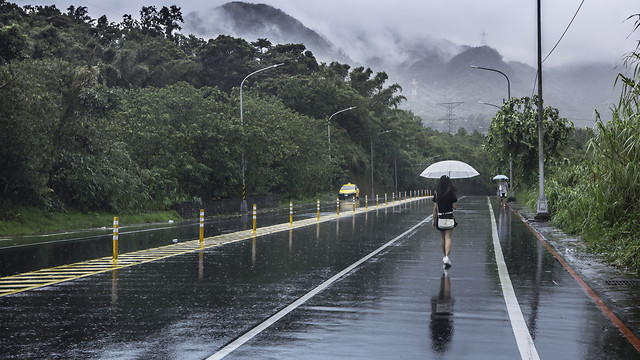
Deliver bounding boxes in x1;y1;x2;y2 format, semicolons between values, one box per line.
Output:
207;217;431;360
487;198;540;360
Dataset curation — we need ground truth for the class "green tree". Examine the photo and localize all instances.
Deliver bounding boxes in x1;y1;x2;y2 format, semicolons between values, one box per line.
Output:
485;96;572;187
114;82;237;205
0;59;67;208
0;23;27;63
196;35;257;92
240;92;328;198
158;5;182;40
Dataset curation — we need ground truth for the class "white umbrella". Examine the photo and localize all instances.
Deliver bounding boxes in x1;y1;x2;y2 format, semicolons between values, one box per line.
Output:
492;174;509;181
420;160;480;179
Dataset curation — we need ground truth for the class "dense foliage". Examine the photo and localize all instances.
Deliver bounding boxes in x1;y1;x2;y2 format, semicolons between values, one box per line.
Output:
0;1;493;219
528;14;640;271
485;96;572;189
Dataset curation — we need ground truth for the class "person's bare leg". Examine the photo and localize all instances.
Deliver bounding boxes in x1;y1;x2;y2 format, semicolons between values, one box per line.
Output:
444;229;452;257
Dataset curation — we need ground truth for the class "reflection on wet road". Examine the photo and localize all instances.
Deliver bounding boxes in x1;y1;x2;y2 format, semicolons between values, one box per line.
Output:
1;197;639;359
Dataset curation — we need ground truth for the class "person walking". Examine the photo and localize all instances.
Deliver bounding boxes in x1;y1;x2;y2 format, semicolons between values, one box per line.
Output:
432;175;457;268
497;179;509;207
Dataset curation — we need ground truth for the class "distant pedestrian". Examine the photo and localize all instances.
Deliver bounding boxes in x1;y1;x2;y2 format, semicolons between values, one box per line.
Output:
497;179;509;207
432;175;457;268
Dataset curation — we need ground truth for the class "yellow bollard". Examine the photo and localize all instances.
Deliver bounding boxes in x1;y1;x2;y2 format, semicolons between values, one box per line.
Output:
252;204;257;233
112;217;119;263
392;192;395;205
336;198;340;217
385;193;387;207
352;197;355;212
199;209;204;245
376;194;379;208
317;200;320;220
365;195;368;210
289;202;293;227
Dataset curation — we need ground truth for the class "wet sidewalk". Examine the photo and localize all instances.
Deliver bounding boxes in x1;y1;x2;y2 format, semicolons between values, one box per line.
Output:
510;202;640;352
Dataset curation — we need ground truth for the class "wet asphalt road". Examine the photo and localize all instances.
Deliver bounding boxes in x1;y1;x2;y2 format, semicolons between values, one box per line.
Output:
1;196;640;359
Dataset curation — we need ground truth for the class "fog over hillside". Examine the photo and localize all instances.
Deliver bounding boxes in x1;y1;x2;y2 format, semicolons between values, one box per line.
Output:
184;1;623;132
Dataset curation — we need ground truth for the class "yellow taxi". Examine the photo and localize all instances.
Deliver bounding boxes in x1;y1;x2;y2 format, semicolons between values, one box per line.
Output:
338;183;360;200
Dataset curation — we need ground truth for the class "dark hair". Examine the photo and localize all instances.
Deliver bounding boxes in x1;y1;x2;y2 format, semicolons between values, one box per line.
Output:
436;175;456;199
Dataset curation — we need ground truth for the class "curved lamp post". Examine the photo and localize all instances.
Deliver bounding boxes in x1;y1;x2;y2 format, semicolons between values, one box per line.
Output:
470;65;511;101
472;65;513;192
240;63;284;212
478;100;500;109
327;106;356;201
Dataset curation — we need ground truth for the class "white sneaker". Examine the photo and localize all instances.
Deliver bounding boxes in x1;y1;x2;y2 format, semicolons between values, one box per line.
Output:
443;256;451;266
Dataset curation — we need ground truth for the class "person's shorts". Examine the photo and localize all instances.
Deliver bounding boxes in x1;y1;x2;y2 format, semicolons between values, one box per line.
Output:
500;192;507;198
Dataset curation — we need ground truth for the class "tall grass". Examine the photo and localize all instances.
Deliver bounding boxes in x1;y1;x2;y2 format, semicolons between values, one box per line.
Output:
546;18;640;270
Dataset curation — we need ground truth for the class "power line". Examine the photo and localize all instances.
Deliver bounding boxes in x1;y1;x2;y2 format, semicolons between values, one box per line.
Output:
531;0;586;96
543;0;585;64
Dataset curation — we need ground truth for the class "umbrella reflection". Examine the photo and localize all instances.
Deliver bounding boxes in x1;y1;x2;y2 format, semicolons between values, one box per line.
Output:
430;270;454;353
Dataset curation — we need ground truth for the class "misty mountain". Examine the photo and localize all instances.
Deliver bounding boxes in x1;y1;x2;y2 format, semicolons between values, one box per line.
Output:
183;1;350;63
399;45;620;132
183;1;622;131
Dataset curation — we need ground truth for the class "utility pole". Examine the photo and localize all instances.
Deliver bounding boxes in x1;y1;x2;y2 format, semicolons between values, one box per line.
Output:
438;102;463;134
535;0;549;221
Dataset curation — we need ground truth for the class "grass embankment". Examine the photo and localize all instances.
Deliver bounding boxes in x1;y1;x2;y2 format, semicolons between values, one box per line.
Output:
0;206;181;237
515;185;640;273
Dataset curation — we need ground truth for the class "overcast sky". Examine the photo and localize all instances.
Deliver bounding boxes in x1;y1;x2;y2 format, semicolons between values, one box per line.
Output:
14;0;640;67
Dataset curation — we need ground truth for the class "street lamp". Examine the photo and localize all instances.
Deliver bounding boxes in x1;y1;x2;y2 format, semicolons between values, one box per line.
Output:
477;100;513;191
371;130;392;199
470;65;511;102
472;65;513;192
478;100;500;109
240;63;284;212
327;106;356;201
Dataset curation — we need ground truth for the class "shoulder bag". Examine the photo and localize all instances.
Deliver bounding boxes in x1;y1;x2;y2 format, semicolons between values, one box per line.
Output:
437;203;455;230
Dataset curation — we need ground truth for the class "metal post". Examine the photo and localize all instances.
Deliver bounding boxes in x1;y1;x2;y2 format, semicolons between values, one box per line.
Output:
240;63;284;212
252;204;257;233
328;106;356;201
371;139;374;200
370;129;392;201
472;65;514;193
470;66;510;101
535;0;549;220
112;217;118;263
199;209;204;245
394;155;397;196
